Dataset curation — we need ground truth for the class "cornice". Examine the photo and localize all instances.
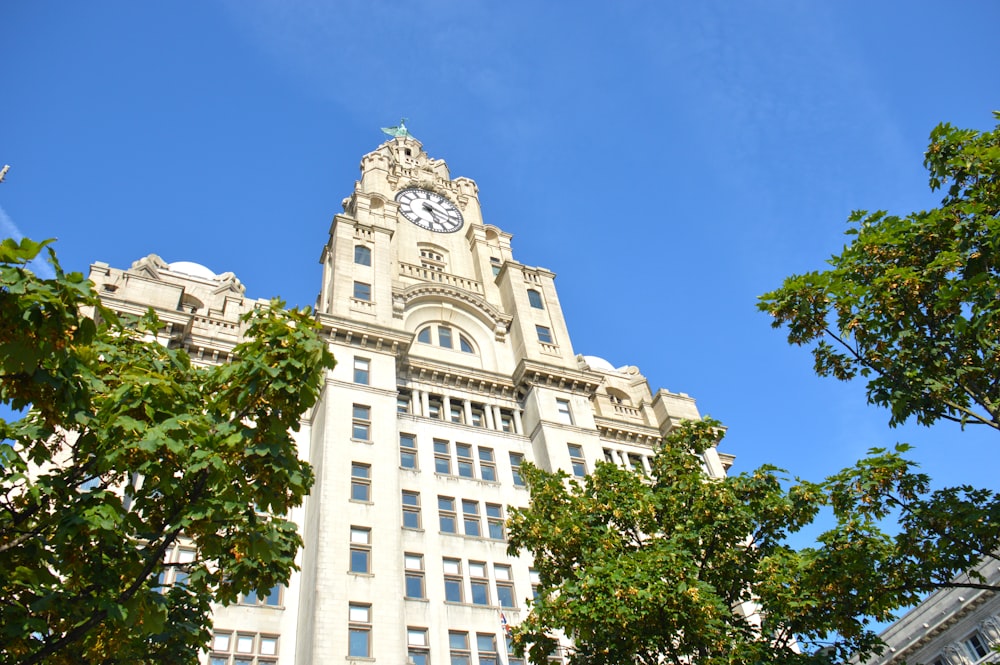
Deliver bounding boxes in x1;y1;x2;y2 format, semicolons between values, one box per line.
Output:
513;358;603;398
397;355;519;401
593;416;663;447
315;313;412;354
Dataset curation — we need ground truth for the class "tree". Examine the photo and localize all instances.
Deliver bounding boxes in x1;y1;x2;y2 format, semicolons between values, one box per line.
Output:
508;115;1000;665
0;238;336;664
508;422;1000;665
758;113;1000;431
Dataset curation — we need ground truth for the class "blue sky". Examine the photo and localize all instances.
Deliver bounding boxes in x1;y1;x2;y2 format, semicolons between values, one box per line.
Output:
2;1;998;492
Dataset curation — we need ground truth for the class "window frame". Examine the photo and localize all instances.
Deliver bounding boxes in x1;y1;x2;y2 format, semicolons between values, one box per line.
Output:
402;490;422;530
535;324;553;344
349;526;371;575
438;496;457;534
352;404;371;441
353;357;370;385
568;443;587;477
462;499;482;537
353;281;372;302
443;558;464;603
509;452;525;487
354;245;372;266
348;603;372;658
400;433;418;470
404;553;426;599
527;289;544;309
350;463;371;503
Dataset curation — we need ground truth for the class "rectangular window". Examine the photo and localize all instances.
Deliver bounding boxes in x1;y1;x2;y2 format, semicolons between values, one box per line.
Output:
353;281;372;302
479;447;497;482
349;526;371;574
402;490;421;529
350;463;371;502
236;633;255;653
509;452;525;487
529;568;541;600
212;633;232;652
352;404;371;441
397;391;411;414
260;635;278;657
404;553;425;599
603;447;616;464
438;325;453;348
434;439;452;474
555;399;573;425
535;325;553;344
628;453;646;475
965;633;989;660
568;444;586;477
477;633;499;665
408;628;429;665
353;357;370;385
469;561;490;606
456;443;475;478
450;404;464;423
439;496;457;534
443;558;463;602
499;410;514;433
486;503;505;540
428;397;442;420
450;630;471;665
348;603;372;658
354;244;372;266
240;586;282;606
400;433;418;469
495;564;515;608
463;500;481;537
471;407;484;427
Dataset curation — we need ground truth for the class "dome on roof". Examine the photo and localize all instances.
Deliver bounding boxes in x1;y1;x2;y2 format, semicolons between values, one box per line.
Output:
582;355;617;372
168;261;216;280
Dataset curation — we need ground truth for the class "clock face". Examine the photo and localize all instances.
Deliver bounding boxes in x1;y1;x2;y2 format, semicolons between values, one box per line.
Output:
395;188;464;233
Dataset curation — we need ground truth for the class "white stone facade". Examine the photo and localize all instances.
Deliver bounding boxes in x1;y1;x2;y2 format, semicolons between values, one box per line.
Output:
860;561;1000;665
88;136;729;665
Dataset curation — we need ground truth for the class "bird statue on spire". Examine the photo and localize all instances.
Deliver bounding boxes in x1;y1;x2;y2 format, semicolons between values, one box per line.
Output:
381;118;413;139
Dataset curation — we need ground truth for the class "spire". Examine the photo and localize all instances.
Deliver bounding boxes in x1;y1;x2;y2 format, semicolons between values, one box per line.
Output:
380;118;414;139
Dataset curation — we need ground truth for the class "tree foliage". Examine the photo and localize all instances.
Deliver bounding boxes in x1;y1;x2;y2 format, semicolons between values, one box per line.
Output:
759;113;1000;430
0;238;336;664
509;114;1000;665
508;422;1000;665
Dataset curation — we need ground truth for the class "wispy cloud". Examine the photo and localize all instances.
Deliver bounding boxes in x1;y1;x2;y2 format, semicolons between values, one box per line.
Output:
0;205;57;279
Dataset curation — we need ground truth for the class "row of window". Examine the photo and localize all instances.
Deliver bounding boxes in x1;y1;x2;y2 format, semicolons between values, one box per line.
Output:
398;390;520;433
350;614;531;665
210;631;277;665
400;434;526;486
417;324;476;354
603;447;651;475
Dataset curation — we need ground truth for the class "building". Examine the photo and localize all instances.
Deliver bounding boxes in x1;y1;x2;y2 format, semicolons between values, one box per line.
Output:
860;561;1000;665
88;131;732;665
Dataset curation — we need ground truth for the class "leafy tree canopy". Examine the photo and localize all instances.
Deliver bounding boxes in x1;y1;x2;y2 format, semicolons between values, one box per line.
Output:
759;113;1000;430
0;238;335;664
508;421;1000;665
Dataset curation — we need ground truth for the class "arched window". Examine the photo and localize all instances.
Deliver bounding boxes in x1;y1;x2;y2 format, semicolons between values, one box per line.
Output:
415;324;476;354
354;245;372;266
527;289;544;309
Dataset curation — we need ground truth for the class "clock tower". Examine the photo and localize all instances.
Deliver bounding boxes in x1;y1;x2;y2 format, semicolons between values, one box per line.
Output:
87;128;732;665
